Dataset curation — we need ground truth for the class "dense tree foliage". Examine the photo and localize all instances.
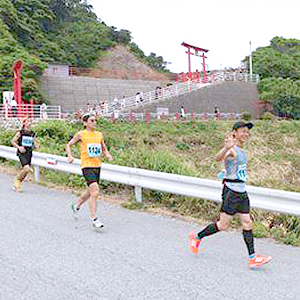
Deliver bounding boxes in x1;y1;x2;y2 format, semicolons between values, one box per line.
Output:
243;36;300;118
0;0;169;103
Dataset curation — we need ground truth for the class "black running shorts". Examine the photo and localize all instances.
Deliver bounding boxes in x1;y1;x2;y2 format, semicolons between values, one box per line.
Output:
18;151;32;167
82;167;101;186
220;184;250;215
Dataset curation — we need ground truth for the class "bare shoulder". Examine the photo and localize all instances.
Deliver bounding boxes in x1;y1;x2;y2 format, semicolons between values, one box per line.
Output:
224;148;236;161
69;131;82;144
12;131;21;140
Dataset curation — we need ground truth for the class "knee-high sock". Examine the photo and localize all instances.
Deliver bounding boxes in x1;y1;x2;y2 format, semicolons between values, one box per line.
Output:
243;229;255;256
197;223;219;239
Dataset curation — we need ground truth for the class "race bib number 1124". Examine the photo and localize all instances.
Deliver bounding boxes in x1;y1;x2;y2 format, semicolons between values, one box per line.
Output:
87;143;102;157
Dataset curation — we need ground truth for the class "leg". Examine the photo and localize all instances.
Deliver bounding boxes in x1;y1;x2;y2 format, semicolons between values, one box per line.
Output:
240;213;273;269
240;213;255;256
196;212;231;239
76;188;90;208
88;182;99;220
18;164;32;181
14;163;31;192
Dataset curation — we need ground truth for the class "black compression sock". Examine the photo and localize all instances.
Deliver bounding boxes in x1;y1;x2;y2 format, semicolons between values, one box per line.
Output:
243;229;255;256
197;223;219;239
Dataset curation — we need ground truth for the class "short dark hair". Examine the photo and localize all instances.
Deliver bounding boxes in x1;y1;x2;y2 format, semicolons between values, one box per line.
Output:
232;121;253;131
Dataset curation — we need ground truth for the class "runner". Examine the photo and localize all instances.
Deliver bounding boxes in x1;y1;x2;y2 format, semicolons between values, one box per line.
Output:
66;113;113;229
11;118;38;192
189;121;272;270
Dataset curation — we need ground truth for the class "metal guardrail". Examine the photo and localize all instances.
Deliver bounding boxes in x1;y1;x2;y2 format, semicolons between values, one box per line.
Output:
0;145;299;216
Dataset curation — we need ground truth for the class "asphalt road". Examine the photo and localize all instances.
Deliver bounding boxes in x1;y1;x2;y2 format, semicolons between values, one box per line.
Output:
0;172;299;300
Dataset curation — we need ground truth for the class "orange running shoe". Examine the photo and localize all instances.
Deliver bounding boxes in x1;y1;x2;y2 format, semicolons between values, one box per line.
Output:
249;255;272;270
189;230;201;254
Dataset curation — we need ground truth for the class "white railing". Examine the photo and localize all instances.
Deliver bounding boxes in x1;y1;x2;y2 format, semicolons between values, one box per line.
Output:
105;72;259;115
106;82;213;115
0;145;299;216
0;104;61;119
114;112;242;121
211;72;259;83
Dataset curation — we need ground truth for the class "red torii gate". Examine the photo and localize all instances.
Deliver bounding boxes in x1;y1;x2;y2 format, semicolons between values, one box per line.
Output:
181;42;209;83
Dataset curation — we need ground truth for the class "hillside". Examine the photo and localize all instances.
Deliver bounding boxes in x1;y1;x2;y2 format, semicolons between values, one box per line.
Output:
87;45;173;82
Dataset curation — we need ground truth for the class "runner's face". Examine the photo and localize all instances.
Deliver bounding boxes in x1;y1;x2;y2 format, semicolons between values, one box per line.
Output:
24;119;31;131
234;127;249;144
85;116;96;129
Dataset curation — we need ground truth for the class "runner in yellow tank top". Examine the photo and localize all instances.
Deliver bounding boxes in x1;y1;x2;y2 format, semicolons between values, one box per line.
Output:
66;113;113;229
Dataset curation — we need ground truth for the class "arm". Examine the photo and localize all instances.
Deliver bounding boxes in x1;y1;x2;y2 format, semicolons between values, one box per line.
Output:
66;132;82;163
101;133;113;162
215;133;236;162
33;137;40;149
11;132;25;153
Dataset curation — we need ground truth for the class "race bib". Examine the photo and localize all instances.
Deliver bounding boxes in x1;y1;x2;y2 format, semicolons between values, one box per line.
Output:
237;164;247;182
87;143;102;157
21;136;33;147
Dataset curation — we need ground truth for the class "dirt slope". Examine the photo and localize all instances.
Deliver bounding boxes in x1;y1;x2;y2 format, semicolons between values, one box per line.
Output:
88;45;172;83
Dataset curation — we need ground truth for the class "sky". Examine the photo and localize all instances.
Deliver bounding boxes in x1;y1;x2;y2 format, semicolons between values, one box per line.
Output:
88;0;300;74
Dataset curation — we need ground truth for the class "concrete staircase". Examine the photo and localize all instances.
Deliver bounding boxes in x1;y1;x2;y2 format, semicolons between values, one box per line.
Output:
41;75;164;111
41;74;259;116
131;81;259;116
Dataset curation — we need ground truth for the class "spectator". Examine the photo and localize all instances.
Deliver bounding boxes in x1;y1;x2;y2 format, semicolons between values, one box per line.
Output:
40;102;48;119
121;96;126;110
139;92;144;102
113;97;119;110
11;97;17;117
214;106;220;120
180;105;185;118
103;101;108;115
155;86;162;99
135;92;140;106
85;102;92;113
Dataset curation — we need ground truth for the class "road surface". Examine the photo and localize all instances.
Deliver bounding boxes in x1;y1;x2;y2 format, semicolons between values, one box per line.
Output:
0;172;299;300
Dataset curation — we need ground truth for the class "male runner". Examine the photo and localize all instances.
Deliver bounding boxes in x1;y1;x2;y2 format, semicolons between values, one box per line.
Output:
189;121;272;270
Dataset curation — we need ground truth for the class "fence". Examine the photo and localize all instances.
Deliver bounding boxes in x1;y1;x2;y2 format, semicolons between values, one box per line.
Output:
0;145;300;216
107;111;243;122
0;104;61;119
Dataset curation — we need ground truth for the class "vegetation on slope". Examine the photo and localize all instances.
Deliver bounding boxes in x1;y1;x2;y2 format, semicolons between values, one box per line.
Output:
243;36;300;118
0;0;170;102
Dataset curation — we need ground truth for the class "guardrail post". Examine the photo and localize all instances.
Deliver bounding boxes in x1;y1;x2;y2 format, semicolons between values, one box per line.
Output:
34;165;40;182
135;186;142;203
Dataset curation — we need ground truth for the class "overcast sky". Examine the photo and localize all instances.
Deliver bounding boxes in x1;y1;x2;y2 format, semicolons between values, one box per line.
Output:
88;0;300;73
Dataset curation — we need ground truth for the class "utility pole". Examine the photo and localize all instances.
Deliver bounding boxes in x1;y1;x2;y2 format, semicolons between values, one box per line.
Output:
249;41;253;80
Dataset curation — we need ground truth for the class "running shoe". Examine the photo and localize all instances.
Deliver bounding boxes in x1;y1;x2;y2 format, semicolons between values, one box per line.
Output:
71;202;79;219
189;230;201;254
249;255;272;270
13;177;22;192
92;218;104;229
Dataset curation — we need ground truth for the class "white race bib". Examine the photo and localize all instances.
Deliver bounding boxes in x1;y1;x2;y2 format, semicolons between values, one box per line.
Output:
87;143;102;157
21;136;33;147
237;164;247;182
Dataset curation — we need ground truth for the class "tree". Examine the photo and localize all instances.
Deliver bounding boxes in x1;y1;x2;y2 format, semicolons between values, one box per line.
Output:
243;37;300;118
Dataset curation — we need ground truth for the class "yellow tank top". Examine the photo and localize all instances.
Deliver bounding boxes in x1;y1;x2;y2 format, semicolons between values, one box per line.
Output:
79;130;103;168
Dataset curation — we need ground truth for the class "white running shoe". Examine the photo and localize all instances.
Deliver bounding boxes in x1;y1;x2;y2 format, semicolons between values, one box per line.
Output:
71;202;79;219
92;218;104;229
